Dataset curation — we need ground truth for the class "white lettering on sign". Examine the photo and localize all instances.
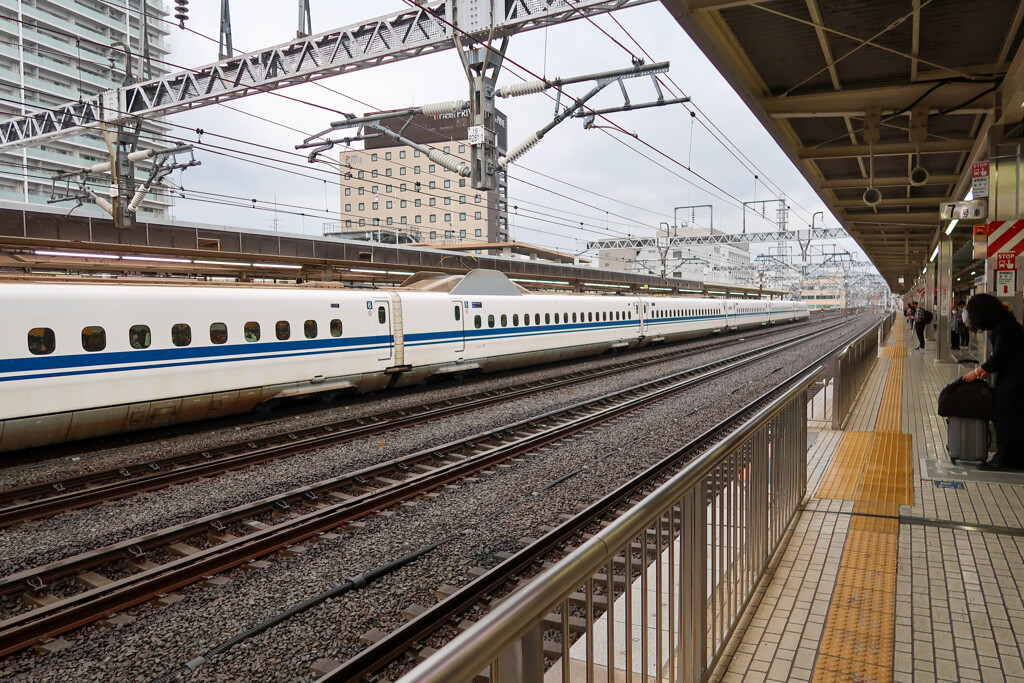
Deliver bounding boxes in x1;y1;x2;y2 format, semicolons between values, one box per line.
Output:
972;162;990;198
997;252;1016;271
996;269;1016;295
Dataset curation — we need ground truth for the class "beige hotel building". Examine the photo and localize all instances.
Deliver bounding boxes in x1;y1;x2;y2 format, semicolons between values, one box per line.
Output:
330;110;508;250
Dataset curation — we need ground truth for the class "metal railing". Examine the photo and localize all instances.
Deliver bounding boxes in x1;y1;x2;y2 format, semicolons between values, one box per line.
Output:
830;312;896;429
397;368;820;683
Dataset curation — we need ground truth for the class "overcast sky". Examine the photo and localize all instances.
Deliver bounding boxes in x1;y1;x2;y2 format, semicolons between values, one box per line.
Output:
159;0;873;275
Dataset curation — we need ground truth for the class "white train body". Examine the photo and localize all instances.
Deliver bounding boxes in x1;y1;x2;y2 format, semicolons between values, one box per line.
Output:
0;271;808;452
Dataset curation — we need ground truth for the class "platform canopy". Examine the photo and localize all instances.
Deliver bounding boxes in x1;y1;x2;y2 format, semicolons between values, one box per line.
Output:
663;0;1024;290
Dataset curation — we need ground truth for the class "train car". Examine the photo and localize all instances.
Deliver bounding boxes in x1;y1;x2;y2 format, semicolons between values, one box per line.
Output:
0;271;808;452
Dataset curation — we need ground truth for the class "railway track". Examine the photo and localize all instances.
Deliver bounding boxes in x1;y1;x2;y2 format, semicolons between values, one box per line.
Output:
0;319;859;658
0;315;857;528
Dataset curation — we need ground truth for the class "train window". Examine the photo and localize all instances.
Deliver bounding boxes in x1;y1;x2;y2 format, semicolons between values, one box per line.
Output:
588;312;593;322
244;322;261;342
474;315;482;329
210;323;228;345
488;315;495;328
554;313;560;324
305;320;318;338
172;323;192;347
81;326;105;352
129;325;151;349
513;314;519;326
331;319;342;337
27;327;55;355
276;321;290;340
563;311;568;323
454;306;461;321
378;306;387;324
523;314;529;326
572;312;577;323
500;314;507;327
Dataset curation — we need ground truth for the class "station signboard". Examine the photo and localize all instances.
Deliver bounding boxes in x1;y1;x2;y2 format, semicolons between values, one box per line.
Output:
971;161;990;199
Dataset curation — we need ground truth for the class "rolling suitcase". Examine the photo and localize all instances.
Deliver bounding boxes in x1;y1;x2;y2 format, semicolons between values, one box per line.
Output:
946;417;989;464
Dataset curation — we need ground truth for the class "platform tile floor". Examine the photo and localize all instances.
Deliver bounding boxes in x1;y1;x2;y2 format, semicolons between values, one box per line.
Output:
711;327;1024;683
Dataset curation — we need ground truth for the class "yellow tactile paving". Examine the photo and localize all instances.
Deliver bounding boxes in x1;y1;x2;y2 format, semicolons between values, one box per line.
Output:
814;431;874;500
812;333;912;683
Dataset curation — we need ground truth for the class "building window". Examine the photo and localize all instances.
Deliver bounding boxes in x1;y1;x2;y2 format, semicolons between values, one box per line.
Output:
445;230;452;238
129;325;151;350
459;212;466;220
373;218;380;226
444;197;451;205
400;167;406;175
359;218;366;227
386;200;393;209
443;146;450;153
459;229;466;238
430;231;437;239
444;180;451;189
345;220;352;228
345;203;351;212
428;181;436;189
384;152;391;160
400;183;407;191
415;199;422;207
372;185;379;194
371;170;378;178
385;168;392;177
386;217;393;225
400;216;407;224
414;166;421;174
358;187;365;195
372;202;379;210
475;228;482;237
430;214;437;223
414;150;421;157
210;322;229;344
344;188;351;196
444;213;452;221
459;195;466;204
276;321;290;340
399;150;406;159
371;153;378;161
474;194;481;203
429;164;436;173
357;171;364;179
459;178;466;187
386;184;392;193
81;326;106;352
400;200;407;208
474;211;482;219
429;198;436;207
304;320;318;339
244;322;261;342
415;215;422;223
358;203;365;211
459;144;466;153
171;323;192;347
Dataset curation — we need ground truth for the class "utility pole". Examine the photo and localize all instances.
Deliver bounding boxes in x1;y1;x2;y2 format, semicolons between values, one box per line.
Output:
101;41;140;229
219;0;233;59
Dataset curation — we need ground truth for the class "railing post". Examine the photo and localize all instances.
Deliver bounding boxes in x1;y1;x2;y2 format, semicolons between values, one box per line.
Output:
494;624;543;683
681;487;706;681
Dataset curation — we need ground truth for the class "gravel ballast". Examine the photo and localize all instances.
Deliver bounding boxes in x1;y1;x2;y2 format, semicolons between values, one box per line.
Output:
0;318;874;683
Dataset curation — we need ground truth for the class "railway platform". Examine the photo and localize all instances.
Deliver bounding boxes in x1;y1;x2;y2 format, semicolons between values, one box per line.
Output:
713;325;1024;683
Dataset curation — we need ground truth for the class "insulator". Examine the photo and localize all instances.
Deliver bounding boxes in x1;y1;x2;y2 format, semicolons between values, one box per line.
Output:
497;80;547;98
127;185;149;212
420;100;468;116
498;132;540;169
174;0;189;28
92;194;113;215
426;148;469;177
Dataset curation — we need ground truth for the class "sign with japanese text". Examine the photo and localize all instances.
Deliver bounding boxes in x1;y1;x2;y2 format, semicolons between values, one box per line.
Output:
997;252;1016;271
971;161;990;199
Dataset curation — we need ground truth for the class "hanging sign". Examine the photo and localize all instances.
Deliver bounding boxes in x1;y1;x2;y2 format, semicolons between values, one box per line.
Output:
996;270;1017;296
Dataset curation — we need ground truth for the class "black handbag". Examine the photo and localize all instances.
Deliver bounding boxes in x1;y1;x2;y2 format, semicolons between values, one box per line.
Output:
937;378;993;419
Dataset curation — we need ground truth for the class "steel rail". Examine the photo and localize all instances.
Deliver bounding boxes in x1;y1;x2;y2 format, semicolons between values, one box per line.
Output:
0;322;858;657
0;316;851;527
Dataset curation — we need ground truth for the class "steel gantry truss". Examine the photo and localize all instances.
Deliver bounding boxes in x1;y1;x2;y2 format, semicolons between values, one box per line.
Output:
0;0;655;151
585;227;848;250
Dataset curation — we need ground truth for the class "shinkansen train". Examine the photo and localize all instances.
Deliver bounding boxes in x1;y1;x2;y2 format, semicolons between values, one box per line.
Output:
0;270;809;452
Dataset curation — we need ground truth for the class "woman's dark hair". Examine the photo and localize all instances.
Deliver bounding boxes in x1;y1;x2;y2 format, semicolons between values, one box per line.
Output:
966;293;1012;331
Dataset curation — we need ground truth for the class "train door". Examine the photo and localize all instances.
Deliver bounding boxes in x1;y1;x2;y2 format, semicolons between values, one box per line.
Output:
639;301;648;335
374;298;393;361
451;299;467;358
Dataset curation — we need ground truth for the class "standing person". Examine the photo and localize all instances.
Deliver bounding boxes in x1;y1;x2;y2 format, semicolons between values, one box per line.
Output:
962;294;1024;470
956;301;970;349
950;303;961;350
912;301;929;350
904;302;915;329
